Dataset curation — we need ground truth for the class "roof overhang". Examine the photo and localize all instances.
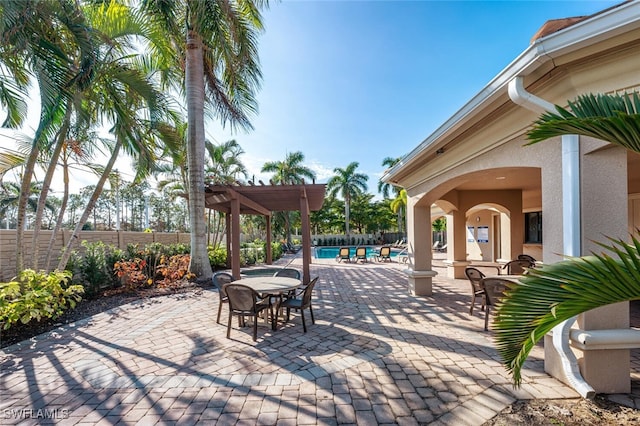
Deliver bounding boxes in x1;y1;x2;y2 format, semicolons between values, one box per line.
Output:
382;0;640;187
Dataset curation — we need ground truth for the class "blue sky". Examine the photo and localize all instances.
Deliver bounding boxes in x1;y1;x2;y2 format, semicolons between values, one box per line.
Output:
208;0;620;196
7;1;621;196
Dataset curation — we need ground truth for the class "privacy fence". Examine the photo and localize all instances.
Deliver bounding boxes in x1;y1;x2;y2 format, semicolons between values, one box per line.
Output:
0;230;191;281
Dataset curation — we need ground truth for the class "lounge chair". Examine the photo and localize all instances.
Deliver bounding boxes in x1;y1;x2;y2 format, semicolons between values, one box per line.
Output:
376;246;392;262
432;241;441;251
336;247;351;262
352;246;368;263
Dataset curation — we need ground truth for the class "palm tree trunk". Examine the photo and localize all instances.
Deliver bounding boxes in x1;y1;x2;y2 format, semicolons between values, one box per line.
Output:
31;104;72;269
15;145;40;274
185;29;213;280
56;140;122;271
44;156;70;271
345;195;351;236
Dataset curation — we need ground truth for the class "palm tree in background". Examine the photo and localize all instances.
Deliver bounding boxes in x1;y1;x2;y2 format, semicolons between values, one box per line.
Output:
205;139;248;247
390;188;407;235
494;92;640;386
326;161;368;236
205;139;248;185
139;0;267;280
379;156;405;235
262;151;316;244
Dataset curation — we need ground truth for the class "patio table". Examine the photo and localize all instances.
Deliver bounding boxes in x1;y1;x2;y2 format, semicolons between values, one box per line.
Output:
231;276;301;330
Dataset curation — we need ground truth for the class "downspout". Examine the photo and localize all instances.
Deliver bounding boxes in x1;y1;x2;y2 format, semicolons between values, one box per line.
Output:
508;76;595;399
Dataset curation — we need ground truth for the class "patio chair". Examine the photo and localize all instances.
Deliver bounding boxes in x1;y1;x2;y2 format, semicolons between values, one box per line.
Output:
432;241;441;251
464;267;486;315
336;247;351;262
273;268;301;279
517;254;537;265
353;246;368;263
502;259;533;275
376;246;392;262
223;283;273;341
481;278;511;331
212;272;234;324
280;276;318;332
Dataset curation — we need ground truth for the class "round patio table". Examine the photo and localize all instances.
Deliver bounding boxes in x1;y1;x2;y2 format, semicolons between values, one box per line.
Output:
232;276;301;294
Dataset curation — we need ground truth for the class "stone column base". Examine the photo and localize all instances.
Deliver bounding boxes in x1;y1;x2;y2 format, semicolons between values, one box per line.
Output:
405;269;438;296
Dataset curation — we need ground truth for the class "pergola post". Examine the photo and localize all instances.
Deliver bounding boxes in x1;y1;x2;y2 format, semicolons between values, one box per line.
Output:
300;189;311;284
266;216;272;264
230;197;241;279
225;213;231;269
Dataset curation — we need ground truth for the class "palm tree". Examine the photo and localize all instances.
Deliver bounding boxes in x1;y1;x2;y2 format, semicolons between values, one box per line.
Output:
494;92;640;385
205;139;248;185
390;188;407;235
261;151;316;185
139;0;267;280
379;157;405;235
205;139;248;247
326;162;368;236
1;0;98;273
262;151;316;244
378;156;401;198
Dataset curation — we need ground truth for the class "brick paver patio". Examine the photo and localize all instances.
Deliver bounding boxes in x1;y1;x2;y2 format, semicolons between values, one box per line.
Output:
1;252;639;425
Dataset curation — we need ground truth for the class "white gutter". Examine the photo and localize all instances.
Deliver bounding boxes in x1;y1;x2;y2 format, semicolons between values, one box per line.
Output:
508;76;593;399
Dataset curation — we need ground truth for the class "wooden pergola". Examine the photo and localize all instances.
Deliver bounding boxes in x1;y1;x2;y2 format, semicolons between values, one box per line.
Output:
204;182;326;283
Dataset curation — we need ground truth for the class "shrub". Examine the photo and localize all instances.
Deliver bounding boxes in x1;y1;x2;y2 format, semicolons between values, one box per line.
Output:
156;254;194;287
209;245;228;269
67;241;122;297
0;270;83;330
113;258;152;292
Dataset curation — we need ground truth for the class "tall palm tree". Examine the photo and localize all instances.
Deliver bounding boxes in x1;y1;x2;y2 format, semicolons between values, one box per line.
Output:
139;0;267;280
262;151;316;244
1;0;98;273
326;162;368;236
494;92;640;385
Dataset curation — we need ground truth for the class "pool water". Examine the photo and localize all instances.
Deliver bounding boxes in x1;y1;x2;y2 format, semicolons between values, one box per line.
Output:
314;246;399;259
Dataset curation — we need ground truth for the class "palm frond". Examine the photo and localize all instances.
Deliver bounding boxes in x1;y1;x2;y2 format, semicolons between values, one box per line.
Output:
527;92;640;154
494;235;640;385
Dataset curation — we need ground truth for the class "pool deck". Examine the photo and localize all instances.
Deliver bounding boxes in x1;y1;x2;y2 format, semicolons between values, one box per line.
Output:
1;252;639;425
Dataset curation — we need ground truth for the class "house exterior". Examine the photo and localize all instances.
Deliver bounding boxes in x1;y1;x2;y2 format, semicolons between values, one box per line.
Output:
382;1;640;395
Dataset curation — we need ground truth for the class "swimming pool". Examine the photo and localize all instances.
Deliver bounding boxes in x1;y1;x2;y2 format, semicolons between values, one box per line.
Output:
314;246;400;259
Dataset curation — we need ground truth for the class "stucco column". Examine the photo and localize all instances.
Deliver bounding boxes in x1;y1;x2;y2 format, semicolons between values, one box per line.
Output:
406;198;437;296
577;141;629;393
544;140;631;393
445;209;471;279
